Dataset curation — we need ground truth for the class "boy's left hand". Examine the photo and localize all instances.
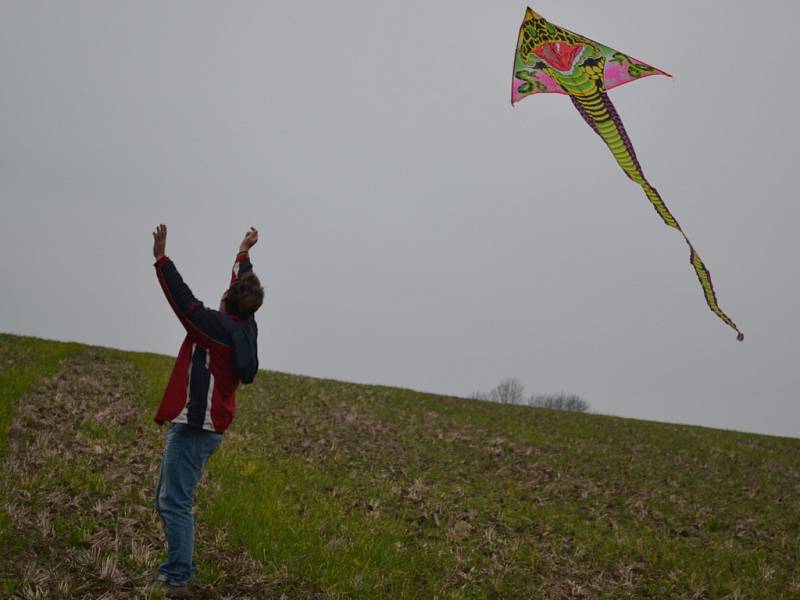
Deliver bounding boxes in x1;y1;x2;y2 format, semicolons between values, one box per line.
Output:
239;227;259;253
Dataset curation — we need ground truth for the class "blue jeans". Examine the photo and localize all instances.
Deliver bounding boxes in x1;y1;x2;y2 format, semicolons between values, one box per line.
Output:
155;423;223;585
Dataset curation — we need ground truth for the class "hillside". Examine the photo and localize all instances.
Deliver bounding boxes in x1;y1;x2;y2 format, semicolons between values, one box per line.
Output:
1;333;798;599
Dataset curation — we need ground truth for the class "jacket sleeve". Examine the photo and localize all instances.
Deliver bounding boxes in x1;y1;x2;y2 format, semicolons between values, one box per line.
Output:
230;251;253;284
155;256;228;344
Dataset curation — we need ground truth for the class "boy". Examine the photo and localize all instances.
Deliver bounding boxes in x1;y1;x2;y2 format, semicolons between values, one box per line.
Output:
151;224;264;594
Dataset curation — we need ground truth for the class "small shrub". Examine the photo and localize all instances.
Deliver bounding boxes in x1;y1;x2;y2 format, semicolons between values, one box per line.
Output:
526;393;590;413
472;380;590;413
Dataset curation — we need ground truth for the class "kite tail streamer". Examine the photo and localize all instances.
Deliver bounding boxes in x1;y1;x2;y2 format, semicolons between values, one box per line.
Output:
570;90;744;341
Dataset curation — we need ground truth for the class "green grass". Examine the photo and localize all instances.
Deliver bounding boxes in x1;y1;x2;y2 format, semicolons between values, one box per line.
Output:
197;370;800;598
204;453;446;597
2;333;800;598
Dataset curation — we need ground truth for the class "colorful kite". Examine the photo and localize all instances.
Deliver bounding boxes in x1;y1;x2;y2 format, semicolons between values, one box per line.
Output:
512;8;743;341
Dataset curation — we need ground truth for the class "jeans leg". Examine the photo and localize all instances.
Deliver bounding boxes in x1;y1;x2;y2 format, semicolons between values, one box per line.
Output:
155;424;222;585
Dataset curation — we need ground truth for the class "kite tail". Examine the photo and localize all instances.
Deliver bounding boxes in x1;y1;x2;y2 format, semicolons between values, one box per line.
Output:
638;178;744;341
571;91;744;341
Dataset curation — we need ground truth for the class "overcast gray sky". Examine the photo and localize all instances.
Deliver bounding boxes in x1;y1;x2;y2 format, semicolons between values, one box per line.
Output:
2;1;798;438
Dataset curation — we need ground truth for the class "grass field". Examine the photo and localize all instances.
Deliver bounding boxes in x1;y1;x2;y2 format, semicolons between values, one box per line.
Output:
1;333;799;598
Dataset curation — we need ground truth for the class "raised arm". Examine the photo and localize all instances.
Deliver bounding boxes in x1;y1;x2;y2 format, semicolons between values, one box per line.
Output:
231;226;258;283
153;224;205;322
153;224;228;345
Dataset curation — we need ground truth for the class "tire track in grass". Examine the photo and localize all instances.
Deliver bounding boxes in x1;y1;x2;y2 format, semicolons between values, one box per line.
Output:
0;349;300;598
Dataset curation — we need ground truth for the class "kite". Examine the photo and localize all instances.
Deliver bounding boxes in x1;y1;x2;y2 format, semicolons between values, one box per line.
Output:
511;8;743;341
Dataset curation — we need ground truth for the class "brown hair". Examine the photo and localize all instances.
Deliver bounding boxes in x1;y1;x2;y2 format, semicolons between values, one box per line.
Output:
224;273;264;318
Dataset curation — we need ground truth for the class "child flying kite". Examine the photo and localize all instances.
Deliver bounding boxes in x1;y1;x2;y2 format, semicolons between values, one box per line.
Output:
151;224;264;593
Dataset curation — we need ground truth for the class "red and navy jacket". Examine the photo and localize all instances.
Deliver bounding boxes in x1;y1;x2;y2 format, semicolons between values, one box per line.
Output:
154;252;258;433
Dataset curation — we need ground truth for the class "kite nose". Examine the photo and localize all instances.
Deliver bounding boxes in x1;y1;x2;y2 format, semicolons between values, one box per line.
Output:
534;42;584;72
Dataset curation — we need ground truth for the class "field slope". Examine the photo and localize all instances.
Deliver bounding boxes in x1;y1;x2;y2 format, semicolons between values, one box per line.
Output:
1;333;798;599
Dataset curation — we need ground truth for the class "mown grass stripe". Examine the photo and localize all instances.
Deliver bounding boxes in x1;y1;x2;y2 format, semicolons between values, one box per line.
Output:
0;334;80;456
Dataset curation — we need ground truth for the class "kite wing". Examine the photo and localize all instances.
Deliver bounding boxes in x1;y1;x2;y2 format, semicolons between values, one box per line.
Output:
511;7;743;341
511;8;672;104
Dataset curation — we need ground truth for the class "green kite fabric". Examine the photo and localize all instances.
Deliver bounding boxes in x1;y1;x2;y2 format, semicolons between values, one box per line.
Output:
512;8;743;341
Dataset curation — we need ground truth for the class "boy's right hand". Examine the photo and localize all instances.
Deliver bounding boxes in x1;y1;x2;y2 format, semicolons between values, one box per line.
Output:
153;224;167;260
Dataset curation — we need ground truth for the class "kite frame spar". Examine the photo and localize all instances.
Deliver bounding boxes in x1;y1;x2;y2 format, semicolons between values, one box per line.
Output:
511;8;743;341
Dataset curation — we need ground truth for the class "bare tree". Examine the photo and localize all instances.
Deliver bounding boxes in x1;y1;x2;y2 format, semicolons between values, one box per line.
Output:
490;378;526;405
472;378;525;405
